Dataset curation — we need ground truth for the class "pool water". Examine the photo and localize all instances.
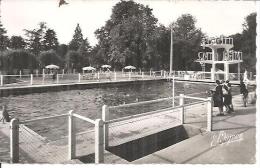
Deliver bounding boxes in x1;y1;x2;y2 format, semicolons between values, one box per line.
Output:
0;81;244;140
1;81;242;121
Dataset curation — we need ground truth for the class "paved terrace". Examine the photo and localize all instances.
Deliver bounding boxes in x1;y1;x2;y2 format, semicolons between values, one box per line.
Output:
0;91;256;164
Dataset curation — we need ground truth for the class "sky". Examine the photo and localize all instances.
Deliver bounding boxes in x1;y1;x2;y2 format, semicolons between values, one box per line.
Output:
0;0;257;46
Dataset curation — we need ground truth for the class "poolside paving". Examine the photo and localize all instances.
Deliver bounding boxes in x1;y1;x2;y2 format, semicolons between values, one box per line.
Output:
132;93;256;164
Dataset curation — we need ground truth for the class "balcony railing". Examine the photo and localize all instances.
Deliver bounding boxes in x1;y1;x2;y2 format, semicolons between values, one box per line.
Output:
201;37;233;46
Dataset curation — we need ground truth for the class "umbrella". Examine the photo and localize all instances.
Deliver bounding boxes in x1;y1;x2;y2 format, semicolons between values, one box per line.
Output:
82;66;96;71
101;65;111;69
45;64;59;69
124;65;136;70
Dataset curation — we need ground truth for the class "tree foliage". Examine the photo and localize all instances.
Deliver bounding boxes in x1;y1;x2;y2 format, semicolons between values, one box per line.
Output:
8;36;26;49
69;24;84;51
42;29;59;51
171;14;203;70
95;0;158;69
39;49;62;67
24;22;47;55
1;49;38;73
0;17;9;51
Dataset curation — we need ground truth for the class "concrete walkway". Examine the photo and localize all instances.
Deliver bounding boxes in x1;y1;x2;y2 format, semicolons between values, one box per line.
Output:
133;93;256;164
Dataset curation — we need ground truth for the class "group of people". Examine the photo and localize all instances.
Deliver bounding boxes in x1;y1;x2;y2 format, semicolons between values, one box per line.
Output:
212;80;234;116
212;79;249;116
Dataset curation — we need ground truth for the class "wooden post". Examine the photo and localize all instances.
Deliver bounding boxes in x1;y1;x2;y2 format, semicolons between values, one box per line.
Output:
10;118;19;163
68;110;76;160
97;72;100;80
78;73;81;83
161;70;163;77
102;105;109;149
128;72;131;80
95;119;104;163
30;74;33;85
142;72;144;79
172;76;175;108
179;94;184;124
207;97;213;131
0;75;3;86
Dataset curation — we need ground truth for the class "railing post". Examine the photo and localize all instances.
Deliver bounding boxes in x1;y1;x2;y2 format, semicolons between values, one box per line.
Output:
78;73;81;83
97;72;100;80
207;97;213;131
102;105;109;149
114;72;117;81
172;76;175;108
249;72;252;80
128;72;131;80
142;72;144;79
30;74;33;85
19;70;22;79
10;118;19;163
95;119;104;163
56;74;59;84
68;110;76;160
0;75;3;86
179;94;184;124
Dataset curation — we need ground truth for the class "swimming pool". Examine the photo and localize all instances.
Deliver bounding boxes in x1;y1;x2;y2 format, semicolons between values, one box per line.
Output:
1;81;242;121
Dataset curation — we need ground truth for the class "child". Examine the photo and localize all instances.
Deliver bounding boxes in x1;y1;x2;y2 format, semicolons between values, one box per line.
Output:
0;105;10;124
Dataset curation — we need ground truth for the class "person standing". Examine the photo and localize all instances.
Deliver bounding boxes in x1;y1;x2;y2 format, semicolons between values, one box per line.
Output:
240;80;248;107
0;105;10;124
213;80;224;116
223;80;233;113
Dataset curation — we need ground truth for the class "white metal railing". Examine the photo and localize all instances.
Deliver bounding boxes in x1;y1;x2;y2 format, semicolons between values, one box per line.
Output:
102;94;212;148
10;110;105;164
201;37;233;46
0;71;163;87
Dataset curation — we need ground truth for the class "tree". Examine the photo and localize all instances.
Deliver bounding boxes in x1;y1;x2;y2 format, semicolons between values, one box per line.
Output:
56;44;68;59
24;22;47;56
1;49;38;74
69;23;84;51
78;38;92;65
171;14;203;70
65;50;83;72
39;50;62;67
8;36;26;49
42;28;59;51
241;13;256;72
95;0;158;69
0;17;9;51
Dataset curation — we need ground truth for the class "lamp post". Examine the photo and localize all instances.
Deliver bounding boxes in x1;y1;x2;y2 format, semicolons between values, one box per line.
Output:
170;24;173;75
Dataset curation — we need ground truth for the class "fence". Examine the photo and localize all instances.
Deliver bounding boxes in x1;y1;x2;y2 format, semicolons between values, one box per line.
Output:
0;71;160;88
102;94;212;151
10;111;104;164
